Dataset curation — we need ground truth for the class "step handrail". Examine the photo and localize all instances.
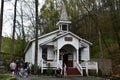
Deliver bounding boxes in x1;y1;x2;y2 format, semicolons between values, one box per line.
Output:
58;61;62;70
76;62;83;76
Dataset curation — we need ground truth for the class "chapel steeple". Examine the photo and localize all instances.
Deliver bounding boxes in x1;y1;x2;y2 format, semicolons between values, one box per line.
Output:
56;4;71;31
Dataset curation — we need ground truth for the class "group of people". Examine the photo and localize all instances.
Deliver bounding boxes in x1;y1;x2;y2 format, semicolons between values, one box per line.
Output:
9;59;29;77
10;60;67;77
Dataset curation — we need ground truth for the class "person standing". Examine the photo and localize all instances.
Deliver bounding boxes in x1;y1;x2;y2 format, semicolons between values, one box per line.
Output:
10;60;16;76
63;63;67;76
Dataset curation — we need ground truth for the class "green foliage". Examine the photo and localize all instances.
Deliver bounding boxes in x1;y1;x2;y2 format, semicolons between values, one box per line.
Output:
40;0;60;35
39;1;120;65
1;37;27;60
91;45;100;58
14;38;27;58
1;0;120;75
46;63;53;76
30;64;41;75
1;37;11;53
0;74;13;80
30;64;34;74
98;69;102;77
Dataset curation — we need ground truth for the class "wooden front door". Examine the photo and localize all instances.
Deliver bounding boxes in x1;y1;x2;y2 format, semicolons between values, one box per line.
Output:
63;54;73;67
63;54;68;67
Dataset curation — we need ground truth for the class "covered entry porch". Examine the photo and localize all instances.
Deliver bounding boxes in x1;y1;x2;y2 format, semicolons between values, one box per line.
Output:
39;43;98;76
59;44;79;68
40;43;83;75
58;44;82;75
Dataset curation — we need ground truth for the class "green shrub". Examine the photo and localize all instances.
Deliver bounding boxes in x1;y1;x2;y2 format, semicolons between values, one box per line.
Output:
46;63;53;76
30;64;34;74
30;64;41;75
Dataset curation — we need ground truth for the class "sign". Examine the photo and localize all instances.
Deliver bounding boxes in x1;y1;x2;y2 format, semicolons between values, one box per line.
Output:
64;37;73;41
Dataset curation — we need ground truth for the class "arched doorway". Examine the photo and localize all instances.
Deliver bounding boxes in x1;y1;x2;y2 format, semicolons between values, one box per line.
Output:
60;44;76;68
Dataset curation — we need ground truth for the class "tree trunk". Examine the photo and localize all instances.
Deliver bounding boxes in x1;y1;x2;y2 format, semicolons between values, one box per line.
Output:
20;2;26;57
10;0;17;61
34;0;39;74
109;0;120;49
0;0;4;52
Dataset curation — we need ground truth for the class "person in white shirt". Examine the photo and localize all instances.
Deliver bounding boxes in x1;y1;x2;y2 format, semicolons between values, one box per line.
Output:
10;60;16;76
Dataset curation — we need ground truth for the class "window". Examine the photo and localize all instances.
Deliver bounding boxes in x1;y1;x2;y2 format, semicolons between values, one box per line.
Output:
79;48;81;61
42;47;47;60
62;25;67;31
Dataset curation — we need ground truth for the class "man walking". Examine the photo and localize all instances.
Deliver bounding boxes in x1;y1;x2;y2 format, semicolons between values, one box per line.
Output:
10;60;16;76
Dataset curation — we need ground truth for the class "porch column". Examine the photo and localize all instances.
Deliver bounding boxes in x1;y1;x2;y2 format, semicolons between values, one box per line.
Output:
54;51;56;60
57;49;59;68
76;49;79;63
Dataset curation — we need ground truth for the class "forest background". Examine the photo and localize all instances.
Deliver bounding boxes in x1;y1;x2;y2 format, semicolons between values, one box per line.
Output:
0;0;120;75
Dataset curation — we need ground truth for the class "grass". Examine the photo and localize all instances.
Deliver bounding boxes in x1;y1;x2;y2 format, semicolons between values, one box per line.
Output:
0;74;13;80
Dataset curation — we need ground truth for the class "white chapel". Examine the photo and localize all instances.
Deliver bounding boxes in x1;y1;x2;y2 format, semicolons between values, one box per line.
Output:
24;5;98;76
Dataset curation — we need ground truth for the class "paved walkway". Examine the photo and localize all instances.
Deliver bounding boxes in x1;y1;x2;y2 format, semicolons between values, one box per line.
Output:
16;75;105;80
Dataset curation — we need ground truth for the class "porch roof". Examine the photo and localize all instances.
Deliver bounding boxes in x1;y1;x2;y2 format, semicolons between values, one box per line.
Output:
24;30;60;53
39;31;92;47
53;31;92;45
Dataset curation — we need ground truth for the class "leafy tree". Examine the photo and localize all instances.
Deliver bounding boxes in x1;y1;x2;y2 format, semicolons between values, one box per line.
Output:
39;0;120;59
40;0;60;35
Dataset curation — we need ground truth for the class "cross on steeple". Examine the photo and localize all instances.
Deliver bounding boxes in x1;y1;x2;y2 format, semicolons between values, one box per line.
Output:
56;4;71;31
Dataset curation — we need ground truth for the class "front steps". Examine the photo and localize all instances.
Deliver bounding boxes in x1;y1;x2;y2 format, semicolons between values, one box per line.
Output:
67;67;81;76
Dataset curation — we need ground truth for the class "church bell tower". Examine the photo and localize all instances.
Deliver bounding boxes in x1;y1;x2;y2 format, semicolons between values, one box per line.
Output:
56;4;71;31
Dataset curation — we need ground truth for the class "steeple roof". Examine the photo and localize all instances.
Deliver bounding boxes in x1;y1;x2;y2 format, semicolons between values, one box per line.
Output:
56;4;71;26
60;4;68;21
